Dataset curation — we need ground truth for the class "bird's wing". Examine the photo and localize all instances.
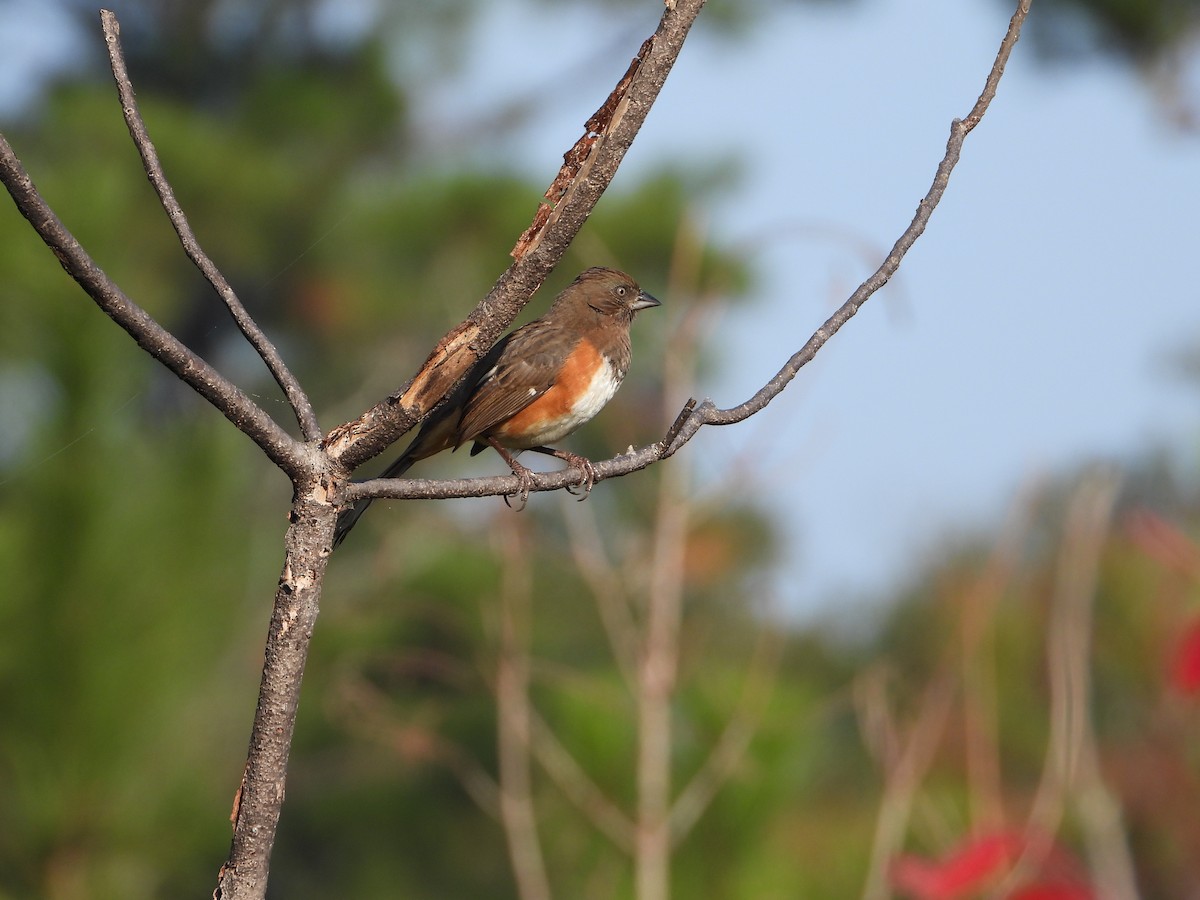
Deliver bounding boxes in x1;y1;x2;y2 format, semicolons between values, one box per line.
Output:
454;319;577;445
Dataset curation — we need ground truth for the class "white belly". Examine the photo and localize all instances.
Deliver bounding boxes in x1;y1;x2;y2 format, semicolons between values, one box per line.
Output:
518;360;622;447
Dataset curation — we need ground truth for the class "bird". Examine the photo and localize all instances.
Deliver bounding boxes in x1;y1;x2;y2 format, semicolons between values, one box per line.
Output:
333;266;661;547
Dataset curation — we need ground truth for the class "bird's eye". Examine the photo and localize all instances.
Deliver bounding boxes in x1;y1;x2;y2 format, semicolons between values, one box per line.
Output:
616;286;627;297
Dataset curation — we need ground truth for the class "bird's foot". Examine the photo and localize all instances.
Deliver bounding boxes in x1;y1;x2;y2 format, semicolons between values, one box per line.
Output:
500;457;535;511
557;451;597;500
490;441;599;508
485;438;535;510
527;447;596;499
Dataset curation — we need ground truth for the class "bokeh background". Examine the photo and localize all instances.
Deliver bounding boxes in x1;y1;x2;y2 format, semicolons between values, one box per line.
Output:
2;0;1199;897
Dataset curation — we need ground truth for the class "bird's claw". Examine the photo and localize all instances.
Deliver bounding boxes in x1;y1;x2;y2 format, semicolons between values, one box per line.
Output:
498;446;597;508
502;463;535;511
561;453;597;500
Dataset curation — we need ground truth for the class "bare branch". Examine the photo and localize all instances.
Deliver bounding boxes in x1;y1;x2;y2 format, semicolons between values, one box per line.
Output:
1003;472;1137;898
494;524;552;900
664;0;1033;444
98;10;322;443
0;134;308;478
563;504;641;691
528;708;637;852
338;0;1031;507
216;482;337;899
963;0;1033;133
669;627;783;845
324;0;708;472
342;445;663;503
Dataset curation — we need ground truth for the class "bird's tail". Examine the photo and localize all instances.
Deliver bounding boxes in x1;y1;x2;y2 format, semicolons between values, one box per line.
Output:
332;451;417;549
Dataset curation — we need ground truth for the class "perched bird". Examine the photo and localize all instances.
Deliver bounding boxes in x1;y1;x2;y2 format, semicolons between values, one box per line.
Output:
334;267;660;547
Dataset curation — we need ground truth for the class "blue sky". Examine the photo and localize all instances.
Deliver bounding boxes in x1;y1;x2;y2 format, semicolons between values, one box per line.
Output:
4;0;1197;617
431;0;1200;615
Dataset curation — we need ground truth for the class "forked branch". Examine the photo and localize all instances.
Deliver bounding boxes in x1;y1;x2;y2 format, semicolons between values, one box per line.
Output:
99;10;322;443
0;134;308;478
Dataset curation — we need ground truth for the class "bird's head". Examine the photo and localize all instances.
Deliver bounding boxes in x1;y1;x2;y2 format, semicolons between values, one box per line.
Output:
560;266;660;322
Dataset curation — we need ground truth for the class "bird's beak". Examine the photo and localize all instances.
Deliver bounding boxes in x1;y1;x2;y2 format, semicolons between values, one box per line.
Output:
631;290;661;311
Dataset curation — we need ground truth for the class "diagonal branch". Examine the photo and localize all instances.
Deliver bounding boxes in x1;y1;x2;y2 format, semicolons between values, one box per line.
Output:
563;504;641;692
324;0;708;472
338;0;1032;507
669;626;783;845
0;133;308;478
528;707;637;852
667;0;1033;442
99;9;323;443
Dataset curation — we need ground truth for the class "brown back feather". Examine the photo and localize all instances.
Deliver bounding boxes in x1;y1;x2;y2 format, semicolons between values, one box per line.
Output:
454;318;580;446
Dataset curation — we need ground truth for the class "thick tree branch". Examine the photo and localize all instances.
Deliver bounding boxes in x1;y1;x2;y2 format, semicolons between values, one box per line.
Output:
99;10;323;443
324;0;707;472
0;134;308;478
216;478;338;900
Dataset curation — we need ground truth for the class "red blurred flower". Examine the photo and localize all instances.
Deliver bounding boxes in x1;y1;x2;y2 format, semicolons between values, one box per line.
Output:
891;832;1094;900
891;832;1022;899
1171;616;1200;696
1009;884;1094;900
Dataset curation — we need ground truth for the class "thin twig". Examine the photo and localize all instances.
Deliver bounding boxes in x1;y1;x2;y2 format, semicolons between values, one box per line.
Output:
563;505;641;691
669;626;783;844
342;447;664;503
1000;472;1137;898
528;709;637;853
100;10;322;442
858;667;958;900
494;523;552;900
665;0;1034;442
0;133;308;479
